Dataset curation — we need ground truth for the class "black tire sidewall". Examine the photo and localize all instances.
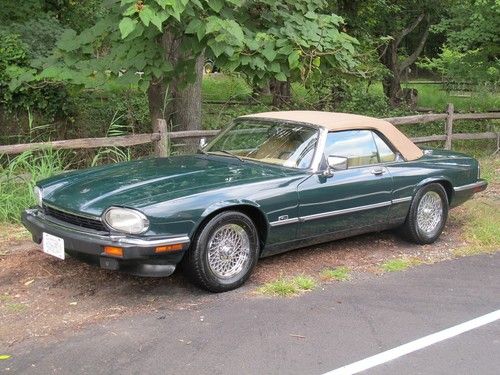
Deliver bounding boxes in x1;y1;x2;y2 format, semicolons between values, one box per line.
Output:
188;211;259;292
407;183;449;244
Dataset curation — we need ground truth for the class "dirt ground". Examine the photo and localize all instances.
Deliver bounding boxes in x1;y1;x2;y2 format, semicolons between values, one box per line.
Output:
0;188;497;348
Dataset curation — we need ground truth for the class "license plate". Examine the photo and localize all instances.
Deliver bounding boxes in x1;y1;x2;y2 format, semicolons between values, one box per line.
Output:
42;233;65;260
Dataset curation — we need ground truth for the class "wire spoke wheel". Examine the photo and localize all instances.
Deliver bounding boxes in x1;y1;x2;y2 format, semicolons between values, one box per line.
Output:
207;223;251;279
416;191;443;234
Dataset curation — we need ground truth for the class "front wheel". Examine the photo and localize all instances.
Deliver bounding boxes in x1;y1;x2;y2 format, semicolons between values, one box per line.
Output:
183;211;259;292
401;183;449;244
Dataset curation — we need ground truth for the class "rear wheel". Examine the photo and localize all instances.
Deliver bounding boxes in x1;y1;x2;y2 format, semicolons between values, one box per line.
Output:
183;211;259;292
401;183;448;244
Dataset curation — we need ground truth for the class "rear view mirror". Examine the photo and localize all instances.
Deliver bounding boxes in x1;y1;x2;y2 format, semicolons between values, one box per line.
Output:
199;137;208;149
327;155;348;171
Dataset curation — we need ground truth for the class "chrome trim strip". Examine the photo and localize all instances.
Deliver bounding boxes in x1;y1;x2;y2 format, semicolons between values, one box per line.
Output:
43;202;102;221
392;197;412;204
269;217;300;227
301;201;392;222
454;181;487;192
112;236;191;246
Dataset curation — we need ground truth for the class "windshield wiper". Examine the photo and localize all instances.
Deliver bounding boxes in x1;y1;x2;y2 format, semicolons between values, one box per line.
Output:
217;150;244;162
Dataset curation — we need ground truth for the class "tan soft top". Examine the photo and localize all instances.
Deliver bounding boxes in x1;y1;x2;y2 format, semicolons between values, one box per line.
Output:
241;111;423;161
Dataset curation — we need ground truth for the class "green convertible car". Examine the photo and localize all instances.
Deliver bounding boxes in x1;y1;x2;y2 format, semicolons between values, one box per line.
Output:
22;111;487;292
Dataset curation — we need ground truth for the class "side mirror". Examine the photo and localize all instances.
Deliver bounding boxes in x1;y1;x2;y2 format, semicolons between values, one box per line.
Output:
327;155;348;171
199;137;208;149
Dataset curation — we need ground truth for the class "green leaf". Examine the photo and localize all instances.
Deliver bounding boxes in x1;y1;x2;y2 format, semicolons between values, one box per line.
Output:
262;45;277;62
288;50;300;69
139;6;155;26
0;355;11;360
312;56;321;67
304;11;317;20
185;19;202;34
275;72;287;81
119;17;138;39
151;11;169;31
207;0;223;12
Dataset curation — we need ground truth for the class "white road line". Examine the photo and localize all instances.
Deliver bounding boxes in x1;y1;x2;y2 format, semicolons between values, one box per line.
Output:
323;309;500;375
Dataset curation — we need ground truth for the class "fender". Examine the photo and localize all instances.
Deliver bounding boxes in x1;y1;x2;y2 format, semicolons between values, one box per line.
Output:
412;176;454;200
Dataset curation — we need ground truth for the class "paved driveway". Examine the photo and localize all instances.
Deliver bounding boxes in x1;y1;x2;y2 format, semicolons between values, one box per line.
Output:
2;253;499;374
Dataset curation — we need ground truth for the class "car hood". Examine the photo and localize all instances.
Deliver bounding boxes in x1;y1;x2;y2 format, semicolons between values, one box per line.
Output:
39;155;301;216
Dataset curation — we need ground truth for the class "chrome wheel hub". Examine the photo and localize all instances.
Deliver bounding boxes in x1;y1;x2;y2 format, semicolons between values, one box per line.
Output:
207;224;250;279
416;191;443;234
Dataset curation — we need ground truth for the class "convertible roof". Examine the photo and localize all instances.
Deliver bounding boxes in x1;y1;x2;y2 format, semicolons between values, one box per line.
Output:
241;111;423;161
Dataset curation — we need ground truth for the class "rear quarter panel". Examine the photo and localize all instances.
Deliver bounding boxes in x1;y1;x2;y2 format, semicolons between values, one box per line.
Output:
388;149;479;218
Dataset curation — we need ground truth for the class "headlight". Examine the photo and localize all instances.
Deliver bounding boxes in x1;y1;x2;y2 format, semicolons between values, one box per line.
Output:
34;186;43;207
103;207;149;234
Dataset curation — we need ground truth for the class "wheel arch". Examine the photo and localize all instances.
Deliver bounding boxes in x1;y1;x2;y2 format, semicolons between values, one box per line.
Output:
414;177;454;204
193;201;269;252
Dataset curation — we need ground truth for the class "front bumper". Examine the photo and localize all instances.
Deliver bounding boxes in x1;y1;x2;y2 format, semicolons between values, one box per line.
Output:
21;208;191;277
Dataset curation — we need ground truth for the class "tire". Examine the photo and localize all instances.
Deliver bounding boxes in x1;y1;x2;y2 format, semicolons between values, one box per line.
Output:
401;183;449;244
183;211;259;292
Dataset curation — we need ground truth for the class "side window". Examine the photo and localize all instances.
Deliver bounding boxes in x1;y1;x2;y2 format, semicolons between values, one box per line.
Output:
324;130;379;168
372;132;396;163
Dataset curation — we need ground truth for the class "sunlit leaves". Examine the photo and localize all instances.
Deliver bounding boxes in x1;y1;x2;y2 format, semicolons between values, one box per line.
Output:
118;17;137;39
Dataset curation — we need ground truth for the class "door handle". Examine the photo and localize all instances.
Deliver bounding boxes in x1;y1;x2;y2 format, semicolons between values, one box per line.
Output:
371;167;385;175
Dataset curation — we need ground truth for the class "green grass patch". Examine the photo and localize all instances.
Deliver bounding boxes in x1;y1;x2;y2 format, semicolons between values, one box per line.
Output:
4;302;27;313
202;74;252;101
478;157;499;184
320;266;351;281
401;82;500;112
380;258;422;273
257;274;317;297
453;198;500;257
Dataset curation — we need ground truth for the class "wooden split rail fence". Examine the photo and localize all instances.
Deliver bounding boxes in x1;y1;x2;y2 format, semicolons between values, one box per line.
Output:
0;104;498;157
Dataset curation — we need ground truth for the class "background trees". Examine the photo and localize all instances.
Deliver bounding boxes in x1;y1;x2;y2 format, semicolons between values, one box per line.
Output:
0;0;498;143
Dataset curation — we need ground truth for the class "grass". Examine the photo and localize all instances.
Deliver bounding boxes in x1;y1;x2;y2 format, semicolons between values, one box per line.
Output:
380;258;422;273
4;302;27;313
257;274;317;297
453;198;500;257
320;266;351;281
0;149;66;223
478;157;500;184
401;81;500;112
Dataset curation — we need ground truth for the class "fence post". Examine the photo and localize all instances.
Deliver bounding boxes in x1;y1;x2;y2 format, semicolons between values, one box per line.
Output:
444;103;454;150
155;118;169;157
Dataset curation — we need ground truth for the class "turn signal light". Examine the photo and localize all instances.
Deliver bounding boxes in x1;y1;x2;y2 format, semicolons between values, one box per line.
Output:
155;243;183;253
104;246;124;257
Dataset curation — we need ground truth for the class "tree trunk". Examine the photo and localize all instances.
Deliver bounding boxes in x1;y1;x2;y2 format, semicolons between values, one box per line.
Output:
146;30;204;153
171;52;204;151
270;79;291;108
379;13;430;107
147;80;167;132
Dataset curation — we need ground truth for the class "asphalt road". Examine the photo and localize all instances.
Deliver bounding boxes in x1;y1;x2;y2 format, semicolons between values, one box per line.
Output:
2;253;499;375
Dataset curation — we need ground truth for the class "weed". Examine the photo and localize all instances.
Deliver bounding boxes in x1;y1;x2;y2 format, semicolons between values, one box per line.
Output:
381;258;422;273
5;302;27;313
320;266;351;281
293;275;317;291
258;278;298;297
257;274;317;297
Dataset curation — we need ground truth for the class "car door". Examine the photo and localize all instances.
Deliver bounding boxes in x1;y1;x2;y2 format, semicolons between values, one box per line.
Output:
297;130;394;238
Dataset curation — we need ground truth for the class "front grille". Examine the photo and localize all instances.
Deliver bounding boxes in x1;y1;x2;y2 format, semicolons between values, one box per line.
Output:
44;205;107;232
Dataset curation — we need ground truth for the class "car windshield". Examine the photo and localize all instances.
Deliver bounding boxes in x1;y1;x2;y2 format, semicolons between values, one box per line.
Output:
205;120;319;169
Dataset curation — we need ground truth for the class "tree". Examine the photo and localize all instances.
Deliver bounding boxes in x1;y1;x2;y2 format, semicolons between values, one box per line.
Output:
22;0;357;134
344;0;449;105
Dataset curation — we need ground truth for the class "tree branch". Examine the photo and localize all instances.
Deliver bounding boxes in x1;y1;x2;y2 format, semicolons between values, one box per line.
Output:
394;12;426;48
399;15;431;73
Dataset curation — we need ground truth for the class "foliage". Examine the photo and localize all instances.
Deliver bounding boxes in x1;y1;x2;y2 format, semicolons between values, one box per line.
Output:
0;14;71;119
31;0;358;95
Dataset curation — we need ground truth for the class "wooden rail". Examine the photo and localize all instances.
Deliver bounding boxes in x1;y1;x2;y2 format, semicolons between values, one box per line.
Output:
0;104;498;156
